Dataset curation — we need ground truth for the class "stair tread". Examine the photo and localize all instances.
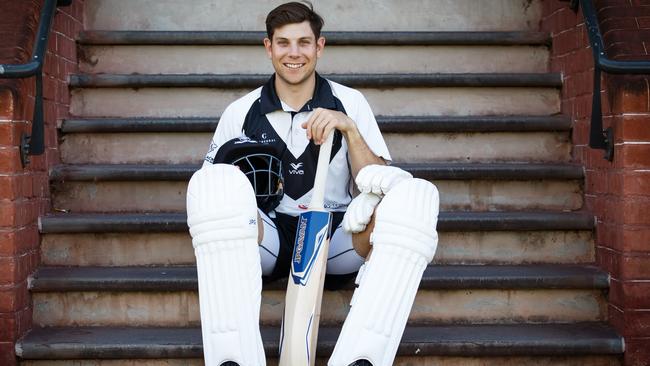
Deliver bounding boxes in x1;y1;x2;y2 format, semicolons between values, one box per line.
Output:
60;115;572;133
29;264;609;292
49;162;584;181
39;211;594;233
78;30;551;46
69;72;563;88
16;323;623;359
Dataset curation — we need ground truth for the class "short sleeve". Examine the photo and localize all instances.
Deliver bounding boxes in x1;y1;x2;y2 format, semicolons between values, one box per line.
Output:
354;92;392;163
202;104;244;168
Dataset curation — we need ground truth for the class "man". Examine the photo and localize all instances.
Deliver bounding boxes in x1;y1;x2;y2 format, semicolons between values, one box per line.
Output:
186;2;440;365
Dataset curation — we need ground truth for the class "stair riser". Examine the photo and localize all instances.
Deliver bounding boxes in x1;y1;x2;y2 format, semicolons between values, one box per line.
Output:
40;231;595;266
51;180;583;213
32;289;606;327
80;45;549;74
70;87;560;117
84;0;542;32
20;356;623;366
59;132;570;164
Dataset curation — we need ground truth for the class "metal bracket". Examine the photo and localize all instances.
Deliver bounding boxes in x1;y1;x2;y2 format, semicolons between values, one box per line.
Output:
603;127;614;161
20;133;31;167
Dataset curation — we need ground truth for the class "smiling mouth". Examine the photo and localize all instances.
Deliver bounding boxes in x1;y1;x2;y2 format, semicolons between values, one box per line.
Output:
284;63;305;69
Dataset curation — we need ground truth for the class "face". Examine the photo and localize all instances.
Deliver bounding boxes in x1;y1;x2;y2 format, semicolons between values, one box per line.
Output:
264;21;325;88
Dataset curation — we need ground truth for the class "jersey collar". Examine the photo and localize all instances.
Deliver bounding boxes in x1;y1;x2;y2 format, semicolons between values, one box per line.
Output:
260;73;337;115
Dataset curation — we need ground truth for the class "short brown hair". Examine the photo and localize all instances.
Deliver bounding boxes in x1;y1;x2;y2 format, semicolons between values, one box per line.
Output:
265;2;324;40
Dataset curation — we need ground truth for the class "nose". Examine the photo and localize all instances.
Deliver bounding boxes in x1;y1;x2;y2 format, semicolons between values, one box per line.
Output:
288;42;300;57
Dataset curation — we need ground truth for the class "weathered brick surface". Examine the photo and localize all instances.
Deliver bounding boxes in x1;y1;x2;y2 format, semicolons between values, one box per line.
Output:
544;1;650;364
0;0;83;364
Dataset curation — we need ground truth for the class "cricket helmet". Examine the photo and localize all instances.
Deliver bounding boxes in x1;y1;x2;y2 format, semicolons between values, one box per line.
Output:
213;136;284;213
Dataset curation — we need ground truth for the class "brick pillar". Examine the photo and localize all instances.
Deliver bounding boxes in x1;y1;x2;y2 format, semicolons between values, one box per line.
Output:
0;1;83;364
542;1;650;365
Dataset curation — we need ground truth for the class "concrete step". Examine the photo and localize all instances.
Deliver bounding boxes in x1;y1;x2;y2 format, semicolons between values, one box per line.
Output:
70;73;562;88
79;30;551;45
70;85;559;118
49;163;583;212
40;230;595;267
77;31;549;74
84;0;543;32
58;115;572;164
59;131;570;164
60;115;572;133
16;324;623;362
29;265;608;327
38;211;594;234
68;73;561;119
18;356;624;366
38;211;596;266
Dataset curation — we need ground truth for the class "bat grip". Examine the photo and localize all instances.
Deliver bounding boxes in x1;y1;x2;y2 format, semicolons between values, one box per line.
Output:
309;132;334;210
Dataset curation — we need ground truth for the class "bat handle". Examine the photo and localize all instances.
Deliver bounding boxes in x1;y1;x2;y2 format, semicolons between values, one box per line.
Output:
309;131;334;210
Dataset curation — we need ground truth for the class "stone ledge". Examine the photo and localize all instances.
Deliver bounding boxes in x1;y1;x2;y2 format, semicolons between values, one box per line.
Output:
16;323;623;359
60;115;572;133
78;31;551;46
38;211;595;234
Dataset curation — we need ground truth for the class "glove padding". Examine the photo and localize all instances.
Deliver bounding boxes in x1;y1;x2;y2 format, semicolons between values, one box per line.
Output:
356;165;413;196
342;192;381;233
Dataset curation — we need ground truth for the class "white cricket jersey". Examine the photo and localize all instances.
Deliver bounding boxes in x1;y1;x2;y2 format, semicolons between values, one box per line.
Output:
203;73;391;216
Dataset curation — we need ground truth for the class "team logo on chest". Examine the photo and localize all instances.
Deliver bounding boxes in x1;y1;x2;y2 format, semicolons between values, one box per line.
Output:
289;162;304;175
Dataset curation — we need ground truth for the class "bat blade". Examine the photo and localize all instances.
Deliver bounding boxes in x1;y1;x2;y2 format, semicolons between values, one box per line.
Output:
279;132;334;366
279;210;332;366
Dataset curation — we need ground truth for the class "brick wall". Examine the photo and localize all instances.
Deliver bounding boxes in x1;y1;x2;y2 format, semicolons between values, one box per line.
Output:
542;1;650;365
0;1;83;364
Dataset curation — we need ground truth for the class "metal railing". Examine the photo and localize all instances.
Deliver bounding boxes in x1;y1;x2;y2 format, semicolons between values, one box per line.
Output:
0;0;72;166
572;0;650;161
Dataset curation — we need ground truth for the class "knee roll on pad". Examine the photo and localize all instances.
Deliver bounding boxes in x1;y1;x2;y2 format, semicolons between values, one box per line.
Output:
187;164;266;366
328;179;439;366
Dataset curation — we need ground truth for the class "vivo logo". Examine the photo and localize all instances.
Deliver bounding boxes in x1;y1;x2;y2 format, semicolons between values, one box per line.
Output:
289;162;304;175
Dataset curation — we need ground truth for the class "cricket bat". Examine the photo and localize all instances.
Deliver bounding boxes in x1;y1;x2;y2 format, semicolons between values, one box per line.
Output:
279;132;334;366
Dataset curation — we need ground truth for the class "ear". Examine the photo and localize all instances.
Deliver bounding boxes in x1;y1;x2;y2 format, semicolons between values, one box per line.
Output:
263;37;272;59
316;36;325;58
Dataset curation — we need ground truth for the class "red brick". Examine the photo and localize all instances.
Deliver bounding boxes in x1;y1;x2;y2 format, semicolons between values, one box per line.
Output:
0;88;15;120
609;278;650;309
585;169;609;194
0;314;16;342
553;28;581;55
0;226;39;257
56;33;75;61
0;199;40;228
624;338;650;366
617;144;650;168
619;225;650;252
620;170;650;195
0;282;28;313
607;305;650;338
617;114;650;142
598;5;650;19
0;174;33;200
0;251;38;285
639;16;650;29
0;148;21;173
42;76;56;101
606;41;648;59
598;247;650;279
0;342;17;366
607;76;650;114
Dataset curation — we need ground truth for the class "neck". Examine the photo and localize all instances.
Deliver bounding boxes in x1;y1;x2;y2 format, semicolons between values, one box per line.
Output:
275;73;316;111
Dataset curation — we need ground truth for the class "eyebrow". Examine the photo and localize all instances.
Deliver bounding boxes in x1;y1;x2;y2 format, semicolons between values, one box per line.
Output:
275;36;314;42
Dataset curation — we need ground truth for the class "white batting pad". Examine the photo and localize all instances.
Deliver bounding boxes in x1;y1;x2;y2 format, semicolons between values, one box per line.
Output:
328;178;439;366
187;164;266;366
355;165;413;196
